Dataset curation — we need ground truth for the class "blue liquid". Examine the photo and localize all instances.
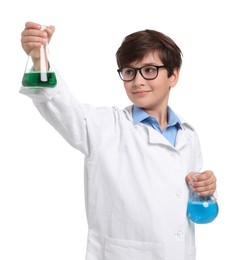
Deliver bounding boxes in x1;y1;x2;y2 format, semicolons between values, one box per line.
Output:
187;199;219;224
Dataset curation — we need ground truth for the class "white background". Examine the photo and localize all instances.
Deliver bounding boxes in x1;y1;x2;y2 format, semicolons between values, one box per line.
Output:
0;0;243;259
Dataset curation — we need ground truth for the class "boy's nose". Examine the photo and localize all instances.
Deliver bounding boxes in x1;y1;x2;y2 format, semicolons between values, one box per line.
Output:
133;70;145;85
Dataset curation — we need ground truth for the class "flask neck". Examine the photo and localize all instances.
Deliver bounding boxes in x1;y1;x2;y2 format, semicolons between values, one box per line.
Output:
30;25;50;71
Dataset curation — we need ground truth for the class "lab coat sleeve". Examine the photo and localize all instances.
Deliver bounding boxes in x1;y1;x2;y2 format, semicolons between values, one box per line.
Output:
19;72;107;156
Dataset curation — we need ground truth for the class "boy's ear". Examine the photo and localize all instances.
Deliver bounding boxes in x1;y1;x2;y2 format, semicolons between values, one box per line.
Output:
169;69;179;87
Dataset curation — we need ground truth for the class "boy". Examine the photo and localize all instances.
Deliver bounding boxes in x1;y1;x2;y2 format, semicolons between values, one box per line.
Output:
20;22;217;260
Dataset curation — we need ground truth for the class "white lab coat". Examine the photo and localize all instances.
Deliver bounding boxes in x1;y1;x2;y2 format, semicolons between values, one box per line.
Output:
20;74;203;260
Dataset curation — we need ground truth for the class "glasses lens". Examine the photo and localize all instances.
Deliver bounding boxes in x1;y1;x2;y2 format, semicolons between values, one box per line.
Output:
120;68;136;81
141;66;158;79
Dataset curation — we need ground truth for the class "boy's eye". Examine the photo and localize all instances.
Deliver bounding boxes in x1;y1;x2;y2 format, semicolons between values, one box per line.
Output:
123;68;135;75
143;66;157;74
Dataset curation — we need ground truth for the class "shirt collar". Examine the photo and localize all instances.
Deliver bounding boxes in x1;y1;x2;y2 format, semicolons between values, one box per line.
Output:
132;105;149;124
132;105;182;127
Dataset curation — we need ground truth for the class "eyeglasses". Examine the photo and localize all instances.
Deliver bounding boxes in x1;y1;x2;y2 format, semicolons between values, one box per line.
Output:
117;65;167;82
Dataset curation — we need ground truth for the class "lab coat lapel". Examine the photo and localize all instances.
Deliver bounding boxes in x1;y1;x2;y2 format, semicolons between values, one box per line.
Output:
174;128;190;150
147;125;189;151
147;126;172;147
124;105;191;150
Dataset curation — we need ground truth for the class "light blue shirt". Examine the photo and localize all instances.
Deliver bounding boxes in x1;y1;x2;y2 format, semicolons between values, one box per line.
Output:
132;105;181;146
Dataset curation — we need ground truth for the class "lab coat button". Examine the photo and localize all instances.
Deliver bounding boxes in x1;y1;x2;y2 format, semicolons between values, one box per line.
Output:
176;231;184;238
177;191;183;199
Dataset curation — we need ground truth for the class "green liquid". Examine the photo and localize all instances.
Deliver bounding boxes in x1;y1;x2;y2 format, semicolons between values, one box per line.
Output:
22;72;57;87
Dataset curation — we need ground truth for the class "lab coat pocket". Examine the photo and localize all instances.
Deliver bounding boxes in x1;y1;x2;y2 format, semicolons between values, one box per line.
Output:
105;237;165;260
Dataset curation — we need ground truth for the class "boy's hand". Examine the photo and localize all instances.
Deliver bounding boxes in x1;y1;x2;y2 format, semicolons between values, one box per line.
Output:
186;170;217;196
21;21;55;56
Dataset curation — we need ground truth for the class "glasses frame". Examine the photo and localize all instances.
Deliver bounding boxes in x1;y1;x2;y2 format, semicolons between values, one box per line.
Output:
117;65;168;82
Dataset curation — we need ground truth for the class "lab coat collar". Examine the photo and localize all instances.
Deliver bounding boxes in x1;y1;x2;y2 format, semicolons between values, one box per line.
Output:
147;126;191;150
132;105;182;129
123;105;195;150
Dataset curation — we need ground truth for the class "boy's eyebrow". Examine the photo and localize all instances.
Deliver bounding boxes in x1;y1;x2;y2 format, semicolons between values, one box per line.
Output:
128;62;162;68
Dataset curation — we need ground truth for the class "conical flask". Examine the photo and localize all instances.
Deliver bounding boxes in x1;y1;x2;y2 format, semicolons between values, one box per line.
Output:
22;25;57;88
187;188;219;224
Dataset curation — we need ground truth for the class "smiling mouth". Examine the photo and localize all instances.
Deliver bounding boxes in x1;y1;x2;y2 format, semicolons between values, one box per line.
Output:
133;90;151;95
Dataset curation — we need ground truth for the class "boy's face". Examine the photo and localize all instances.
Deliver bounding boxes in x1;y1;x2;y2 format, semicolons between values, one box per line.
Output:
123;51;179;113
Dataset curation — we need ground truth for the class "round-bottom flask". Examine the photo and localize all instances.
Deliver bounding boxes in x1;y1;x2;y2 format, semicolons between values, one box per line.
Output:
187;192;219;224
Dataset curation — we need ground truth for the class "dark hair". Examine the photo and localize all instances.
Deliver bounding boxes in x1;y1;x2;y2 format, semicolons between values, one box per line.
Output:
116;29;182;77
